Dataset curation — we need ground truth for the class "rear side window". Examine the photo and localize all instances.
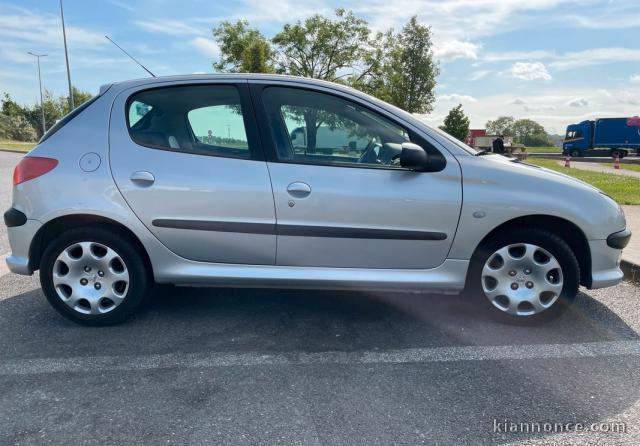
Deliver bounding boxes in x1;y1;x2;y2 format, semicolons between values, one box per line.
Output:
126;85;251;159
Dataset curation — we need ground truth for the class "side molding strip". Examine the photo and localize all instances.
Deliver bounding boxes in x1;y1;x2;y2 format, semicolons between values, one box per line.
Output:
152;219;447;241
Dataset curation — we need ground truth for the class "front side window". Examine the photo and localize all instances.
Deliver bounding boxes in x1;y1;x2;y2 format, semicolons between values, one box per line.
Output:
127;85;250;158
262;87;411;168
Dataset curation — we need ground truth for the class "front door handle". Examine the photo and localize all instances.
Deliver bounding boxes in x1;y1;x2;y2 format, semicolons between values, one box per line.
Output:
287;181;311;198
130;171;155;187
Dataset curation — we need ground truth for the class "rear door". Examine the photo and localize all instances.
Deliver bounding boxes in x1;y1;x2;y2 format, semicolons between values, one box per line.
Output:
109;81;276;265
253;84;462;269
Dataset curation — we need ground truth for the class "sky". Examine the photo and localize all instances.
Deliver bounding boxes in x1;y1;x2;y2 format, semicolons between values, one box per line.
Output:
1;0;639;135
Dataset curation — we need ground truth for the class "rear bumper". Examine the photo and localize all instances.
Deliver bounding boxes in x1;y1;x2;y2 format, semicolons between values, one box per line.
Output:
5;219;41;276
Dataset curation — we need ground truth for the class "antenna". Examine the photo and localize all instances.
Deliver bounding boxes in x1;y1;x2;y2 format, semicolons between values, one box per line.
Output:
105;35;156;77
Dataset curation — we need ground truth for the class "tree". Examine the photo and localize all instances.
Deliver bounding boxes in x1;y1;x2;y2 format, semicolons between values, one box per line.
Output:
240;39;273;73
512;118;550;146
0;114;37;141
68;87;92;113
210;11;441;149
1;93;25;118
440;104;470;142
213;20;273;73
486;116;515;136
3;87;93;139
271;9;373;81
271;9;379;152
362;17;439;113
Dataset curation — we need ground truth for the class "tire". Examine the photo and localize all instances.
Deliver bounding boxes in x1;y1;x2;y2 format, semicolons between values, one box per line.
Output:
40;226;151;326
570;149;581;158
466;228;580;324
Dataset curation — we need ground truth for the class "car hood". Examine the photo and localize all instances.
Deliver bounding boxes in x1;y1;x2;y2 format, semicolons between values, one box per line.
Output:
483;154;601;193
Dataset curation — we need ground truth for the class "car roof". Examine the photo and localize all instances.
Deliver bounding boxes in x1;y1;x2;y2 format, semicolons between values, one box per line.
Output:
105;73;359;96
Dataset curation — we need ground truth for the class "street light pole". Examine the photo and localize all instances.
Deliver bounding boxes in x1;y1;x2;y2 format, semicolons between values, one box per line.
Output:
59;0;74;109
27;52;47;135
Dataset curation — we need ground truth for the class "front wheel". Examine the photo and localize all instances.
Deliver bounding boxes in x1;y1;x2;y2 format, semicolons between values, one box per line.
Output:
40;226;150;326
466;228;580;324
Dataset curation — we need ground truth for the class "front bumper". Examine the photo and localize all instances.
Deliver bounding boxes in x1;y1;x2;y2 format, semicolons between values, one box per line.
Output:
5;219;41;275
589;239;624;289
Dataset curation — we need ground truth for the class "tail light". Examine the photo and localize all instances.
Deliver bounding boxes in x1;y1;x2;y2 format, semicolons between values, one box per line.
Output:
13;157;59;186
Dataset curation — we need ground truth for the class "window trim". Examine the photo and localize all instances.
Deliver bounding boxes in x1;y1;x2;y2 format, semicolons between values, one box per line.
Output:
250;84;445;172
124;82;265;162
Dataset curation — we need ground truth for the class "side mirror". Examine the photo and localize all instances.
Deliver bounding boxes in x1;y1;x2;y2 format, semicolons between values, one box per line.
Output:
399;142;430;171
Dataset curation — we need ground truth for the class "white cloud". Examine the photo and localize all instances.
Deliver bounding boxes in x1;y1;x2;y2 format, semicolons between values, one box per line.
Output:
549;48;640;70
190;37;220;59
631;74;640;84
484;50;554;62
470;70;491;81
524;104;556;112
108;0;135;12
0;5;106;49
567;98;590;108
508;98;526;105
135;19;202;36
438;93;477;102
422;87;640;133
616;92;640;106
511;62;552;80
357;0;579;42
507;97;555;112
434;40;478;62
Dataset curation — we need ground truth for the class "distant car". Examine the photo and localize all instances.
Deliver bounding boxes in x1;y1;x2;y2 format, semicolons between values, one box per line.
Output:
4;74;631;325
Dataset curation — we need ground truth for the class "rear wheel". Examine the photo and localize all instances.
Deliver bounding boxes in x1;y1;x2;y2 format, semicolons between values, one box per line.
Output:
467;228;580;324
40;226;150;326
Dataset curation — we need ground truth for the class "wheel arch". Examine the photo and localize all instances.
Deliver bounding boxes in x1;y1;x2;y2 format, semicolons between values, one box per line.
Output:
470;214;592;287
29;214;154;279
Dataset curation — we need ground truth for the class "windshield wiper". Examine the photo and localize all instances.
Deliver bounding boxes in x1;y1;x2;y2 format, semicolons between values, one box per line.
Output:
474;149;492;156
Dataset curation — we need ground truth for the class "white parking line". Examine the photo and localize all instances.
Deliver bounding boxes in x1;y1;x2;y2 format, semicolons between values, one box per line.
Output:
2;340;639;376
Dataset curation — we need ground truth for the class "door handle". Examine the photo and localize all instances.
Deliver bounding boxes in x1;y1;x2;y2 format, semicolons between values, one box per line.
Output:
130;171;155;187
286;181;311;198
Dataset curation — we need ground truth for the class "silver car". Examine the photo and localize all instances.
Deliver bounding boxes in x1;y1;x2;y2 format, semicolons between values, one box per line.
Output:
4;74;631;325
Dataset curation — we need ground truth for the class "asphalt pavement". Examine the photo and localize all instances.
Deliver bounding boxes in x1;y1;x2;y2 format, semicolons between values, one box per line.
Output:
1;150;639;445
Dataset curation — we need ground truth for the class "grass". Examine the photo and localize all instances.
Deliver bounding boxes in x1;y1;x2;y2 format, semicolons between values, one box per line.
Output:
527;158;640;205
599;162;640;173
525;146;561;153
0;140;36;153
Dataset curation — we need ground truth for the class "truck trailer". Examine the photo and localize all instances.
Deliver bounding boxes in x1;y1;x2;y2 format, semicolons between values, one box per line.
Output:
563;117;640;158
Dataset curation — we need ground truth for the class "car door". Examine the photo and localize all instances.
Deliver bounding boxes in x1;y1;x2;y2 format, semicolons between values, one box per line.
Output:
109;82;276;265
253;84;462;269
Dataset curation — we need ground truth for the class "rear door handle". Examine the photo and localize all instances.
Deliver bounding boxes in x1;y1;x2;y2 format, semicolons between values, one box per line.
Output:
130;171;155;186
287;181;311;198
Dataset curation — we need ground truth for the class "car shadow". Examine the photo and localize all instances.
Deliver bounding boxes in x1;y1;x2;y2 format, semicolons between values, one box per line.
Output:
0;279;638;445
0;280;637;357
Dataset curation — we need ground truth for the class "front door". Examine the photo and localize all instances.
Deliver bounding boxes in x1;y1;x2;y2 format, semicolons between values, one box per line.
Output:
109;82;276;265
256;85;462;269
